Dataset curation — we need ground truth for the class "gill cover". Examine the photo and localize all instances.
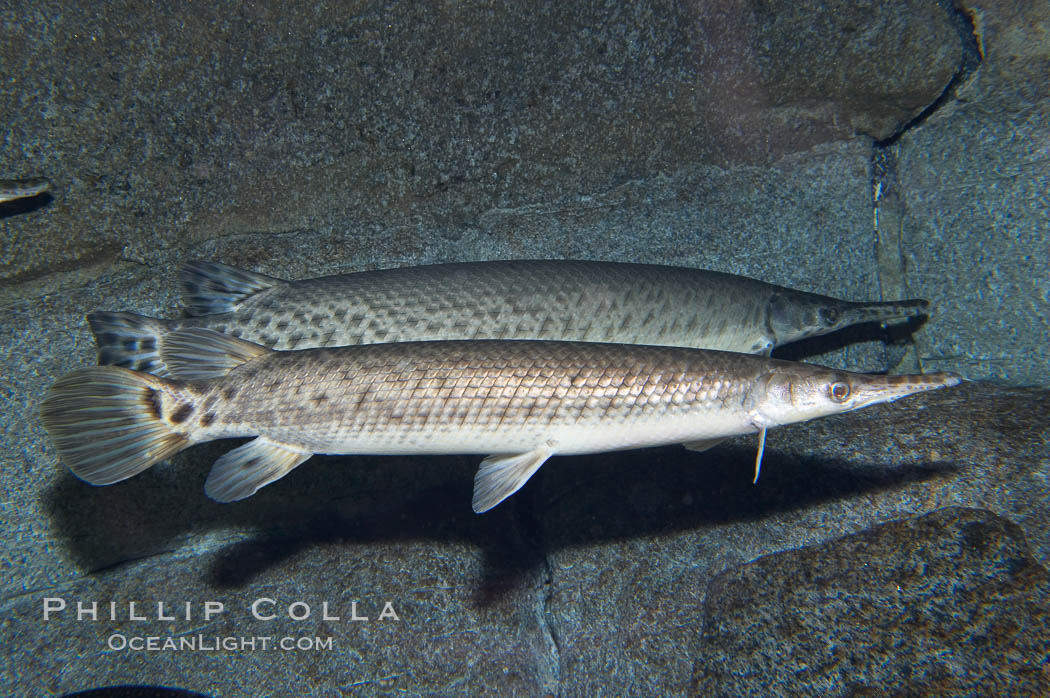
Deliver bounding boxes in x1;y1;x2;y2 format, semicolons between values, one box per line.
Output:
746;369;856;427
766;294;845;345
743;369;854;483
745;371;795;428
743;371;796;485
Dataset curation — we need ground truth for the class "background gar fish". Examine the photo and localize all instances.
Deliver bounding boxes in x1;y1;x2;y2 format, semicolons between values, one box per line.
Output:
42;329;961;513
88;260;929;376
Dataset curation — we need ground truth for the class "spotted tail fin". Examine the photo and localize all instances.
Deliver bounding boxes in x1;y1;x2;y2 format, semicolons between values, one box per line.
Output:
87;311;175;377
40;367;191;486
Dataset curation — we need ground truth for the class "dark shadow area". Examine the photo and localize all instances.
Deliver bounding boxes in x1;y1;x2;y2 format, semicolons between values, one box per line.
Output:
61;687;212;698
0;191;52;218
879;314;929;348
772;314;928;365
43;438;957;606
535;446;956;546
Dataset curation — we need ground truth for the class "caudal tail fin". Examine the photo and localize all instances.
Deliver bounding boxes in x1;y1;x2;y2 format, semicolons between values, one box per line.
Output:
40;367;190;486
87;311;173;377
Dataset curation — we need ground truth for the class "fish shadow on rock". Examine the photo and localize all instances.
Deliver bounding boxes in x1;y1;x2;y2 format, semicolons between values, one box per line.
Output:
204;446;956;606
44;439;956;605
203;468;549;609
43;443;531;581
772;316;928;365
535;445;957;547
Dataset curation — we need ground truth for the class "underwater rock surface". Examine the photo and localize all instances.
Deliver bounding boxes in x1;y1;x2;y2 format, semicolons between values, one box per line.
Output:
2;0;1048;695
896;0;1050;385
693;507;1050;695
543;382;1050;694
1;0;958;283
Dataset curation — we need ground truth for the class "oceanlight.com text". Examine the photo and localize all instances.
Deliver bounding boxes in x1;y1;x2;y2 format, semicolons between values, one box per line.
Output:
107;634;335;652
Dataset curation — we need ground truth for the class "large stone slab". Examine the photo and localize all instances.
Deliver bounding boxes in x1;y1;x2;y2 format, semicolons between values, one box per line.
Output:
2;0;960;283
896;0;1050;385
693;507;1050;695
3;504;556;696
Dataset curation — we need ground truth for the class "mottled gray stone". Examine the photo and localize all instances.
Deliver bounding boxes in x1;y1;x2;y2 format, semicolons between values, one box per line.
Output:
544;383;1050;694
896;0;1050;385
1;0;959;284
693;0;961;146
2;504;556;696
5;0;1047;696
693;507;1050;695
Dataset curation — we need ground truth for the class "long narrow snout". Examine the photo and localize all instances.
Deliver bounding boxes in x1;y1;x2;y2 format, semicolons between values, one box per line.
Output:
848;371;962;410
767;294;931;347
836;298;929;326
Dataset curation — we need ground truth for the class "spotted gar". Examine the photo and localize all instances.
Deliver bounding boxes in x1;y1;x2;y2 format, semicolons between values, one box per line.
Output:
0;177;50;204
88;260;928;377
42;329;961;512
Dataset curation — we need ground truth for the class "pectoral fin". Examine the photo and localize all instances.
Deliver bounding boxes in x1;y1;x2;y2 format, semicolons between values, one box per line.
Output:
472;442;555;513
753;427;767;484
205;437;312;502
682;437;728;452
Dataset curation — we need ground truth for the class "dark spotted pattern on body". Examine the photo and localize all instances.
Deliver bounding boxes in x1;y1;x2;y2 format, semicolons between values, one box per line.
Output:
164;261;801;354
170;403;194;424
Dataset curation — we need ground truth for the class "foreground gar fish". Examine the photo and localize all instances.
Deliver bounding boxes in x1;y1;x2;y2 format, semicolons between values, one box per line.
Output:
88;260;928;376
0;177;50;204
42;329;961;512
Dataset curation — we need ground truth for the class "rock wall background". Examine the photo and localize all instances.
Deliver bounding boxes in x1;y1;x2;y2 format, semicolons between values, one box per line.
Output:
1;0;1047;695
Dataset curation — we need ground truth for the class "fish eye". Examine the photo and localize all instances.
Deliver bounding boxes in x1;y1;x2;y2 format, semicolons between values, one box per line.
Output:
820;307;840;325
828;381;851;402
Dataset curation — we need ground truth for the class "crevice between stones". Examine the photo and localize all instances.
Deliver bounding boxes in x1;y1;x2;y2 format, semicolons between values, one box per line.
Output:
516;481;561;693
537;547;562;694
870;147;921;374
869;0;983;374
875;0;983;148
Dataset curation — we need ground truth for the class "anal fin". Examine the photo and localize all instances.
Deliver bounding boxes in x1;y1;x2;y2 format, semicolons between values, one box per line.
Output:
205;437;312;502
472;442;555;513
682;437;728;452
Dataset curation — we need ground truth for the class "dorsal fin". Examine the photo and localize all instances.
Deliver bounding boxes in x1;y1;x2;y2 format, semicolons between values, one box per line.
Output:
161;328;271;380
179;261;285;316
